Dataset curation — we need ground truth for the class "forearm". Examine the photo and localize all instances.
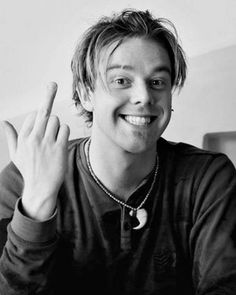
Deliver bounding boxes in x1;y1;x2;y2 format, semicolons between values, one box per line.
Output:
0;199;58;294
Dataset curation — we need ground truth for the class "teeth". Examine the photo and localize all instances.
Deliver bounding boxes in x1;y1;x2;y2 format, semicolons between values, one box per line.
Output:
123;115;151;126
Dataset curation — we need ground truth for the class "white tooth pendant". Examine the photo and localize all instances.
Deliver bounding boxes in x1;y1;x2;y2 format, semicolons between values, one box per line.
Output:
129;208;148;230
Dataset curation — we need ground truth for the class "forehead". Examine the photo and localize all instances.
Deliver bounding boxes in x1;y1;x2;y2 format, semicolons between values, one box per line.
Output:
99;37;171;76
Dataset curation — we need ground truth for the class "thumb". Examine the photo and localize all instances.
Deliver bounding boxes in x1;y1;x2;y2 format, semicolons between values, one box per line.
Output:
1;121;18;159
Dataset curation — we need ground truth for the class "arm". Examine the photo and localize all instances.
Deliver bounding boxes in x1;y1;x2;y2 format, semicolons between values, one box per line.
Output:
190;155;236;294
0;163;59;294
2;82;70;221
0;82;70;294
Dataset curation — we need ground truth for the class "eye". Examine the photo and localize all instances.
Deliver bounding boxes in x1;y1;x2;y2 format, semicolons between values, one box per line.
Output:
115;78;129;85
150;79;166;89
112;77;131;88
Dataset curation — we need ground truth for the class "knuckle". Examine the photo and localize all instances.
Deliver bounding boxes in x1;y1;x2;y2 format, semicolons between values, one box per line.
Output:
28;133;41;145
60;123;69;130
49;115;60;125
60;124;70;136
25;111;37;121
38;108;49;118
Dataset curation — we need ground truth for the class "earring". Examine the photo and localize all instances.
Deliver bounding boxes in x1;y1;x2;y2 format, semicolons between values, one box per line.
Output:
171;108;174;112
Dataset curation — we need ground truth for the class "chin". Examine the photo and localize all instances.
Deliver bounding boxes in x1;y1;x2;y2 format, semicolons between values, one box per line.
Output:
122;138;158;155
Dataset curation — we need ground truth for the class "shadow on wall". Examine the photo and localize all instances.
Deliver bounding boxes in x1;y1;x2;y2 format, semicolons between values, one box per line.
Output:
203;131;236;167
0;100;91;171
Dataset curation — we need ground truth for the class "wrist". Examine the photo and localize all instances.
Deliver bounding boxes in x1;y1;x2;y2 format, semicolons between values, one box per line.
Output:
22;189;58;221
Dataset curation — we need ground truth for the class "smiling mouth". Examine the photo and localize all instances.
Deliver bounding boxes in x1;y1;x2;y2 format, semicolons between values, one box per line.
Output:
120;115;157;126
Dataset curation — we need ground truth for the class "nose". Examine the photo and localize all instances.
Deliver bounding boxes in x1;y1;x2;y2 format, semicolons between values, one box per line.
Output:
130;81;154;105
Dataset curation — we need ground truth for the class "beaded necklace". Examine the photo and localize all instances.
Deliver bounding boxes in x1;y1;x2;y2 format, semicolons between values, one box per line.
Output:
85;139;159;229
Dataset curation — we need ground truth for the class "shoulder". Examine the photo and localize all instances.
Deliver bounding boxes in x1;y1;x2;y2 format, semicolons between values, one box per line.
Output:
0;161;23;192
0;162;23;218
159;138;236;220
159;137;223;157
159;137;233;164
66;136;88;166
158;137;236;181
68;137;88;152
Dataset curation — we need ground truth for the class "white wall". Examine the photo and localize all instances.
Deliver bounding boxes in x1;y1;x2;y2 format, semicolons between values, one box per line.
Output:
164;45;236;148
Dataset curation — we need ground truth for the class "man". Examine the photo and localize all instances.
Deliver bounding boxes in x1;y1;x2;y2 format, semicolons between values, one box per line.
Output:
0;9;236;294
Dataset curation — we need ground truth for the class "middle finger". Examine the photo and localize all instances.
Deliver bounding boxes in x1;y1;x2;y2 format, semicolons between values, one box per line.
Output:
31;82;58;137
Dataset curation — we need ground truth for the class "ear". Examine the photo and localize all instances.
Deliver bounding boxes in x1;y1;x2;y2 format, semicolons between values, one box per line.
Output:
77;87;94;112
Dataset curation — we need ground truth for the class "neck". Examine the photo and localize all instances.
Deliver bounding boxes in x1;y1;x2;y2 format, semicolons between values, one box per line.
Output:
86;134;157;201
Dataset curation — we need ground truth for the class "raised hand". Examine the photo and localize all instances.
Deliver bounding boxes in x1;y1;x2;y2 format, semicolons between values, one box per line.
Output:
2;82;70;220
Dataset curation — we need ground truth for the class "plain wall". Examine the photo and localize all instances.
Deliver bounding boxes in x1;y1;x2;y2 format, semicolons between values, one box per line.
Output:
164;44;236;148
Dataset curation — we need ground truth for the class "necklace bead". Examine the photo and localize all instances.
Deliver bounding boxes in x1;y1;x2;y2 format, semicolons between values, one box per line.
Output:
85;139;159;229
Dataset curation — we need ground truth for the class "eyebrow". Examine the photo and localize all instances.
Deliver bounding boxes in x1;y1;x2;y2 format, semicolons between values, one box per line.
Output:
106;64;171;76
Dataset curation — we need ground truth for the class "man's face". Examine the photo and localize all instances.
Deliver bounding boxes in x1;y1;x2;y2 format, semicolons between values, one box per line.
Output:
88;37;172;154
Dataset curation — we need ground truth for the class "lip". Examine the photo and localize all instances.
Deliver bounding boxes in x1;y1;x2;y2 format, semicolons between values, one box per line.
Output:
119;114;158;126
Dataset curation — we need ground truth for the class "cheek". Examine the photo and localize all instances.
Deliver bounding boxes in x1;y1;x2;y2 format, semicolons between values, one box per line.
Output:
159;95;172;122
92;99;117;125
156;94;172;111
164;95;172;112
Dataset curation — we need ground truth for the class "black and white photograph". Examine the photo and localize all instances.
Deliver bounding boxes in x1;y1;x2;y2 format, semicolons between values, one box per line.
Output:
0;0;236;294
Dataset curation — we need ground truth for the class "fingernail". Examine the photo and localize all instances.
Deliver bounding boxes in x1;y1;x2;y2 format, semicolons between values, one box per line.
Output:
47;81;58;91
